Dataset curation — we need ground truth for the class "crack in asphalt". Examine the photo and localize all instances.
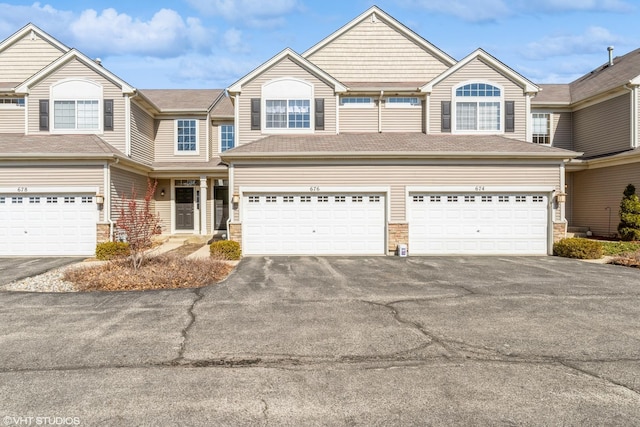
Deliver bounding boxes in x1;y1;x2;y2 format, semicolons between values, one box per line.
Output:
172;287;204;364
560;361;640;396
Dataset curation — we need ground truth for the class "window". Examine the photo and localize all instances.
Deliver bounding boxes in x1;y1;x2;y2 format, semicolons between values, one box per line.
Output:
464;195;475;203
176;119;198;153
532;113;550;144
53;100;99;130
454;83;501;132
265;100;310;129
0;98;25;108
387;97;420;108
249;196;260;203
220;124;235;152
340;97;374;107
412;195;424;203
29;197;40;204
283;196;294;203
447;195;459;203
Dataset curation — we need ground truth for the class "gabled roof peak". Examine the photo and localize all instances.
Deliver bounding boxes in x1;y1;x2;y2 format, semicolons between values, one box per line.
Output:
0;23;69;55
302;5;456;67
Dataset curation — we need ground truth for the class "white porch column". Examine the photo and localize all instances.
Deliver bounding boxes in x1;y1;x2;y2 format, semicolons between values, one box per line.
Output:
200;176;208;235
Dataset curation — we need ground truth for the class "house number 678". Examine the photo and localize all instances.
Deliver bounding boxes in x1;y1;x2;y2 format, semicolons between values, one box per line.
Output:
17;187;28;192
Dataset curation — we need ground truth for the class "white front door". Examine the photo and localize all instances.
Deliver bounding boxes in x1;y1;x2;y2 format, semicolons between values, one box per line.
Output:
409;193;548;255
242;193;386;255
0;194;97;256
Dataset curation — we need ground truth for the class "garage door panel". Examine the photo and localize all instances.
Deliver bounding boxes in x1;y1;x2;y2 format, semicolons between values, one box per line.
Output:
409;193;548;255
243;193;385;255
0;194;97;256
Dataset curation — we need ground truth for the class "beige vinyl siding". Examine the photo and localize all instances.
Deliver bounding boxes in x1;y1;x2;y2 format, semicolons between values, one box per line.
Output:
109;166;150;226
0;163;104;220
571;163;640;236
154;178;171;234
382;101;424;132
0;33;65;82
0;108;25;132
429;58;527;140
238;57;337;146
130;102;154;165
340;104;378;132
573;94;630;158
27;58;127;152
211;122;218;155
232;162;561;222
551;112;572;150
306;18;450;83
154;117;208;163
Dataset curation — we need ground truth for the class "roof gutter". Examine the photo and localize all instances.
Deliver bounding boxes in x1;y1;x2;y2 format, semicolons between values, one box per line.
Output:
221;151;579;161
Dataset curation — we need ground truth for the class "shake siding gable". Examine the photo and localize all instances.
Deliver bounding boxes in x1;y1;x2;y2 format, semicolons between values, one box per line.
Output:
573;94;630;158
232;163;561;222
0;33;65;83
0;109;25;133
130;102;154;165
154;117;208;162
27;58;127;152
428;58;527;140
305;18;450;83
238;57;337;146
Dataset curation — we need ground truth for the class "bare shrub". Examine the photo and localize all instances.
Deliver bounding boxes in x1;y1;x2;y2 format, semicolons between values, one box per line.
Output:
64;254;233;291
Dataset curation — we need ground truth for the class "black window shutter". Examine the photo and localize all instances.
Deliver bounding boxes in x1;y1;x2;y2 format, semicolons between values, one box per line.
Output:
39;99;49;131
441;101;451;132
104;99;114;131
315;98;324;130
250;98;260;130
505;101;515;133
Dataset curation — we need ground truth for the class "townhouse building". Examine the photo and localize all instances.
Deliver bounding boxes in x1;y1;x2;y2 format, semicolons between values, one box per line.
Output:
0;6;637;257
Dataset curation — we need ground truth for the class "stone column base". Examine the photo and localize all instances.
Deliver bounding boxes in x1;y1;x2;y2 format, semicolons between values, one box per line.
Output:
97;223;111;243
229;223;242;250
553;222;567;243
388;223;408;254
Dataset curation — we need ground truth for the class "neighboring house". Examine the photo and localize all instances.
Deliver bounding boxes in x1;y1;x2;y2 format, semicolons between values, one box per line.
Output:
1;6;635;257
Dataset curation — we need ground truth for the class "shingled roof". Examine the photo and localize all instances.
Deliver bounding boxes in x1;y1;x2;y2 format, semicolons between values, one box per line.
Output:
222;133;579;159
0;134;125;158
138;89;223;112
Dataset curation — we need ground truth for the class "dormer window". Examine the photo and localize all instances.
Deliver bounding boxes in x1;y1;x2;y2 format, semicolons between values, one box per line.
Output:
453;83;502;132
49;79;103;133
0;98;25;108
260;78;315;133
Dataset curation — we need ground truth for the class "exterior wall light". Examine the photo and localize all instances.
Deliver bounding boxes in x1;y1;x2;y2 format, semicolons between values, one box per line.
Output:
232;193;240;204
95;194;104;205
555;192;566;204
160;189;165;197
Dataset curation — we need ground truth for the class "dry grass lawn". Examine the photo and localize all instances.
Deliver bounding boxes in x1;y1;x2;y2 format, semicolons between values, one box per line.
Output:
64;254;234;291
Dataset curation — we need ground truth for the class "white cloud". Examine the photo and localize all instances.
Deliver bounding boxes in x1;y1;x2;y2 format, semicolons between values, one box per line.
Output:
223;28;250;53
0;2;74;38
70;8;212;57
530;0;634;13
525;26;620;59
186;0;300;26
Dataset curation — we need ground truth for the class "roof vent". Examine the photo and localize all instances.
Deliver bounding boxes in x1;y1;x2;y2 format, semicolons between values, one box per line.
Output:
95;58;102;66
607;46;614;66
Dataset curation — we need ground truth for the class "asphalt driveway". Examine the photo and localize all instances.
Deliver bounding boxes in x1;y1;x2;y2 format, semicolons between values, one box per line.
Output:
0;257;82;286
1;256;639;425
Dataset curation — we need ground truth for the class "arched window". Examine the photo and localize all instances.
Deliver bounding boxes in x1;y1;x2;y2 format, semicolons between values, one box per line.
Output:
454;82;502;132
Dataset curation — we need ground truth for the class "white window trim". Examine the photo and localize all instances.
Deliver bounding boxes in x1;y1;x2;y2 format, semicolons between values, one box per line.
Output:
385;97;421;108
261;77;314;134
0;97;25;109
218;123;235;153
174;118;200;156
451;81;504;135
340;96;375;108
531;112;552;145
50;79;103;134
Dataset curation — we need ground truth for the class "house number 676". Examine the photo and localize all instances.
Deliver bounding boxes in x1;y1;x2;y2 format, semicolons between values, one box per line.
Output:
309;186;320;192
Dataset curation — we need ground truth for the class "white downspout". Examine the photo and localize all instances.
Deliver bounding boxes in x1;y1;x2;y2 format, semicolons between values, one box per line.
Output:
425;93;430;134
525;93;532;142
335;94;340;134
378;90;384;133
226;163;235;241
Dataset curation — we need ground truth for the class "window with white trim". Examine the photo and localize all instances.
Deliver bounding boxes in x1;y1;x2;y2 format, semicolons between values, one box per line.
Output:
176;119;198;153
265;99;310;129
340;97;374;108
0;97;25;108
220;124;235;152
532;113;550;145
386;97;420;108
54;100;99;130
454;83;501;132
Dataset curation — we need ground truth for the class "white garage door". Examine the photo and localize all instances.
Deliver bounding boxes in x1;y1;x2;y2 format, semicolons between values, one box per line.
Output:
0;194;97;256
409;193;548;255
243;193;386;255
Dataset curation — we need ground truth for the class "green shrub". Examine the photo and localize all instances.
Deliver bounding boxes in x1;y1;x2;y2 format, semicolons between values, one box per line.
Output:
95;241;130;260
618;184;640;241
553;238;603;259
601;241;640;256
209;240;241;260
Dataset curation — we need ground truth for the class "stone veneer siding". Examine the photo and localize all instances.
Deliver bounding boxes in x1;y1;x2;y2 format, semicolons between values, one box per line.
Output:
388;222;408;254
553;221;567;243
229;223;242;250
97;223;111;243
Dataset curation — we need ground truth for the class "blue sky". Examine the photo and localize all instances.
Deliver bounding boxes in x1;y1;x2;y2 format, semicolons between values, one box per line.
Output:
0;0;638;89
